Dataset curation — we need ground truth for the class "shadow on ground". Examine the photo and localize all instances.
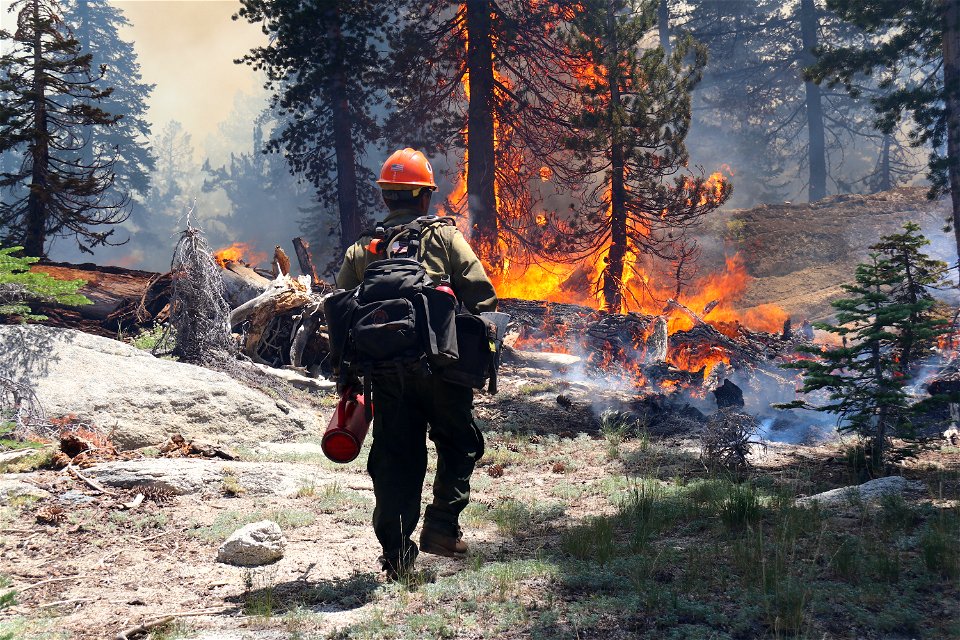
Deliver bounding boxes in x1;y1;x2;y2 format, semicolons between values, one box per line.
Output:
223;568;381;615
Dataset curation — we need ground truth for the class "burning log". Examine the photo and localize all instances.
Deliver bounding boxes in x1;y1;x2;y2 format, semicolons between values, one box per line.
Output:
293;237;322;289
506;348;581;369
498;297;808;392
272;246;291;277
220;262;270;308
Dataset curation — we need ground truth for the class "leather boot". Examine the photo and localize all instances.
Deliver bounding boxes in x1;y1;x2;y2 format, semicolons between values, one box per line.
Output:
419;523;468;558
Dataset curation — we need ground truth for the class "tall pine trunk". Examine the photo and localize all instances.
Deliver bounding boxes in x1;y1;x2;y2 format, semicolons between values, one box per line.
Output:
25;0;48;257
658;0;671;56
800;0;827;202
75;0;94;170
603;0;627;312
942;0;960;266
327;6;361;254
878;133;892;192
465;0;498;263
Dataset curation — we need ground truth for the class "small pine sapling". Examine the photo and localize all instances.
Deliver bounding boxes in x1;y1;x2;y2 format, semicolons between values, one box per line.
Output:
782;224;949;472
0;246;90;320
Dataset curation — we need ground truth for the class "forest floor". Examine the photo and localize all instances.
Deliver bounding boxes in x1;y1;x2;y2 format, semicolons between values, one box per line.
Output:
0;363;958;640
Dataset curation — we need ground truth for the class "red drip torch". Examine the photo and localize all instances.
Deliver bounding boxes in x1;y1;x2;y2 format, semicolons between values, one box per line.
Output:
321;389;372;463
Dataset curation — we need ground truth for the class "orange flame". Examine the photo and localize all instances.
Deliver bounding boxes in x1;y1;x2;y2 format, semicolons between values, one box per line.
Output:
214;243;268;268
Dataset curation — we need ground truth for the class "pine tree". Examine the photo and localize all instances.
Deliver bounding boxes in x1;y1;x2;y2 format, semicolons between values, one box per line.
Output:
785;224;949;471
0;0;127;257
809;0;960;262
680;0;891;203
386;0;583;267
202;112;315;250
234;0;390;254
63;0;155;200
546;0;730;311
143;120;196;223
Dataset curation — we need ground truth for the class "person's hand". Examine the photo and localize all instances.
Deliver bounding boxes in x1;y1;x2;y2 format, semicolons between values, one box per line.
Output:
337;375;361;397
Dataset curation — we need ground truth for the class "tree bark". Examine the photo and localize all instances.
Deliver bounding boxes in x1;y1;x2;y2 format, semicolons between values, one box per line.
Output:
465;0;499;265
799;0;827;202
942;0;960;267
327;6;361;254
76;0;95;170
878;133;892;192
658;0;671;56
604;0;627;313
25;0;48;257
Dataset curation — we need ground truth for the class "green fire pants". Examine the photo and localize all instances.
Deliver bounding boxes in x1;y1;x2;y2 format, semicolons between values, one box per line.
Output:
367;371;485;563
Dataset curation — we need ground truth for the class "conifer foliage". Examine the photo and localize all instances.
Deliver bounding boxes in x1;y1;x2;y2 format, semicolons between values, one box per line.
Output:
785;223;949;470
63;0;155;200
809;0;960;262
234;0;389;254
0;0;128;257
0;246;89;320
545;0;731;311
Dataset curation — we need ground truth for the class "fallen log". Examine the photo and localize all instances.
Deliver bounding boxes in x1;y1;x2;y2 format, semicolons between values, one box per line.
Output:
293;236;322;289
506;348;582;369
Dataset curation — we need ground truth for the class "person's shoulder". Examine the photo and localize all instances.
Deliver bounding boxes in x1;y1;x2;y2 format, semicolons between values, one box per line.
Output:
343;238;368;262
423;217;461;238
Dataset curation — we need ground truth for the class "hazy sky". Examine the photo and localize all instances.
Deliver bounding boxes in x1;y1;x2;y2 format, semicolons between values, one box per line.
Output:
0;0;268;152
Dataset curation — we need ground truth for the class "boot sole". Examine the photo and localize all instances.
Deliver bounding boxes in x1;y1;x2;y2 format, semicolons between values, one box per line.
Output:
419;542;467;559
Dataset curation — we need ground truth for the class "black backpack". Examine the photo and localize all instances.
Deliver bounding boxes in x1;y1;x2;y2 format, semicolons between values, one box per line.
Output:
324;218;459;380
324;217;508;407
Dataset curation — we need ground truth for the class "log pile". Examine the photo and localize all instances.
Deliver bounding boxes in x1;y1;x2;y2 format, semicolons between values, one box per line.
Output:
16;253;815;393
497;297;810;389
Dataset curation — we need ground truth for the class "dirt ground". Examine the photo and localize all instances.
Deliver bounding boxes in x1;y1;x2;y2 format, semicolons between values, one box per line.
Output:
1;365;958;640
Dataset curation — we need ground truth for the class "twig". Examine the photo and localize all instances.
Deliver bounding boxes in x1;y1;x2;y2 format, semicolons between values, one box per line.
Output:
137;528;179;544
18;574;90;592
97;549;126;568
66;463;118;496
116;608;229;640
116;616;175;640
38;596;95;609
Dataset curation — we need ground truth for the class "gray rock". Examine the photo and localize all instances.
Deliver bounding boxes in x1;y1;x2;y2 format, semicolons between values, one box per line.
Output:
84;458;359;496
797;476;926;509
0;324;321;449
0;449;44;467
57;489;96;506
216;520;286;567
0;475;51;503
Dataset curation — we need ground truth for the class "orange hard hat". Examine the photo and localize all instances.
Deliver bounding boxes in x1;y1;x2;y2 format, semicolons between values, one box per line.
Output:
377;148;437;191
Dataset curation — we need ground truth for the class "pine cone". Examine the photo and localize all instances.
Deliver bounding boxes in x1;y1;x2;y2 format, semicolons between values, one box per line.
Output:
140;485;173;504
36;504;66;526
50;452;71;469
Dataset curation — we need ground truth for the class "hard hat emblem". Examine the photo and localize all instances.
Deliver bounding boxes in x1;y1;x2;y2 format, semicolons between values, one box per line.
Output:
425;161;433;174
390;163;404;172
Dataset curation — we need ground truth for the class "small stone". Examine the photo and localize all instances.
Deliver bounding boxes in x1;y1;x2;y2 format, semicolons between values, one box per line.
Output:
216;520;286;567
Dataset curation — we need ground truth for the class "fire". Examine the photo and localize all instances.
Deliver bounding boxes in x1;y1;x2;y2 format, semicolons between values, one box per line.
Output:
214;243;268;268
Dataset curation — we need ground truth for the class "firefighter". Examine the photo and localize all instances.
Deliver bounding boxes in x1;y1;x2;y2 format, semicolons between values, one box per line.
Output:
336;148;497;579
